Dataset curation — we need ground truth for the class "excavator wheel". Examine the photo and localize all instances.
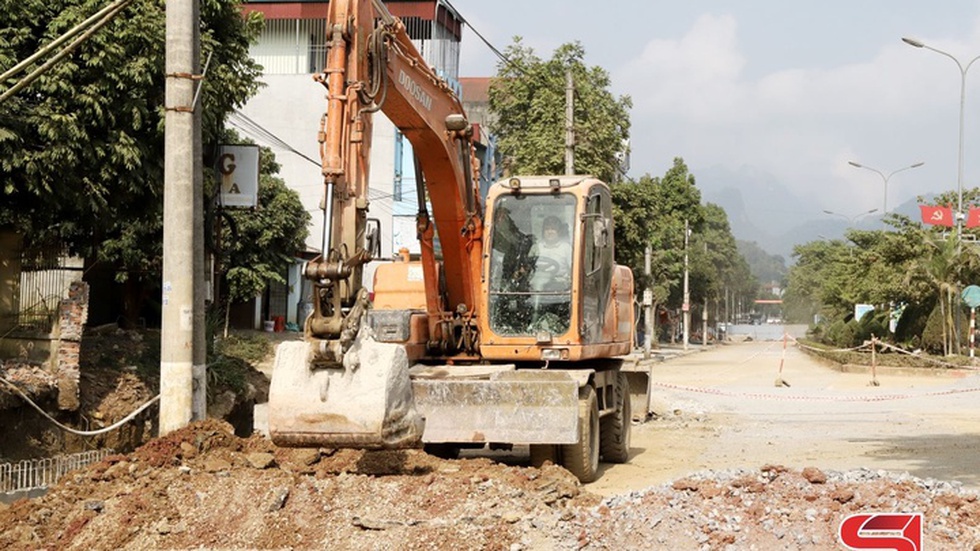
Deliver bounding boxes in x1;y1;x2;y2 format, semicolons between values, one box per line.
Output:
560;385;599;483
600;372;631;463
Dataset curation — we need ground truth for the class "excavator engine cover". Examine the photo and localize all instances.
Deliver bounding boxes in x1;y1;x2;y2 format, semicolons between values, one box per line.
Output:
268;332;425;449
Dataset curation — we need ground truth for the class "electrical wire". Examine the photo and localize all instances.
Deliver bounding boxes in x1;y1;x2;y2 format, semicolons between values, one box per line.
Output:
227;109;410;215
0;376;159;437
440;0;513;70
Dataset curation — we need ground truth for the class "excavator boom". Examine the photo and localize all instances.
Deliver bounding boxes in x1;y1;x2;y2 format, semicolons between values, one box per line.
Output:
269;0;481;449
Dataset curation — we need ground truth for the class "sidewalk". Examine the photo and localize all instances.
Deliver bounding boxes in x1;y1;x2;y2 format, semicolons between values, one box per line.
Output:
622;342;712;370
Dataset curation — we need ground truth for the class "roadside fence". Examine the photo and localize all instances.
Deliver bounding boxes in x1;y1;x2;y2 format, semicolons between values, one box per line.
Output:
1;448;113;494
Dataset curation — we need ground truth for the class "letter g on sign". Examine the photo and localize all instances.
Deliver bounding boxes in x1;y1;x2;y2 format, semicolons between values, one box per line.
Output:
839;513;922;551
218;153;236;176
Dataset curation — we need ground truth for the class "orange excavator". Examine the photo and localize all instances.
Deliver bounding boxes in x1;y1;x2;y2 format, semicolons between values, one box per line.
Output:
268;0;638;482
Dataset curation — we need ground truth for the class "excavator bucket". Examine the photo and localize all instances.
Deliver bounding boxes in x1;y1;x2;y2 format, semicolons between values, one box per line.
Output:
268;333;425;449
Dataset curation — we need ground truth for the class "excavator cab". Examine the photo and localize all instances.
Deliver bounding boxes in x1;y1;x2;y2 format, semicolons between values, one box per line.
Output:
479;175;633;363
486;192;577;338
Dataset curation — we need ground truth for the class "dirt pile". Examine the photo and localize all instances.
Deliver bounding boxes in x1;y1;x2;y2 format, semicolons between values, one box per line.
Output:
0;420;596;550
566;466;980;549
3;419;980;550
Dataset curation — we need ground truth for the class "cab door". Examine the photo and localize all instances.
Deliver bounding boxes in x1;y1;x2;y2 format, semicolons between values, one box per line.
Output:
580;186;613;344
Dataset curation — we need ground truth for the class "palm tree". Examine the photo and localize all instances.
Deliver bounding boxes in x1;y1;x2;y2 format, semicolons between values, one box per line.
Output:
906;232;970;355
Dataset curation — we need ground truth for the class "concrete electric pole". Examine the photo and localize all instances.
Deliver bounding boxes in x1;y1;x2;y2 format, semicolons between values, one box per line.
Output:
564;68;574;175
644;245;653;359
683;219;690;351
161;0;205;434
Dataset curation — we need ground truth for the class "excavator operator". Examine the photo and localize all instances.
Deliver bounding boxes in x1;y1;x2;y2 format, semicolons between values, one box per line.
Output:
530;215;571;292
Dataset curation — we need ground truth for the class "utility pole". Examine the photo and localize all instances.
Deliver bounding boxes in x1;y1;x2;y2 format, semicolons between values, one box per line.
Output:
191;8;206;423
702;241;708;348
683;219;690;351
161;0;203;434
564;67;574;175
644;245;653;359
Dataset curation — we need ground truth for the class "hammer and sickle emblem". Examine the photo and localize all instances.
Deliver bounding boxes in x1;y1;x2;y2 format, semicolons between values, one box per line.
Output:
931;210;944;221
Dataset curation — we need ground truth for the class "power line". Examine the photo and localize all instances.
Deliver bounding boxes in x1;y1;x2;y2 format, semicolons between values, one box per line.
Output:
441;0;510;67
229;110;320;167
227;109;402;214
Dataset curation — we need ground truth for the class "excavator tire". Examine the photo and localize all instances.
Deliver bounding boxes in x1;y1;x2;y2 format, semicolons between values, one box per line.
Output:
560;385;599;483
600;372;631;463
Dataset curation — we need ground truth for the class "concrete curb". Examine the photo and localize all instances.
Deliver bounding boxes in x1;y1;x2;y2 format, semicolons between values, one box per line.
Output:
835;363;977;379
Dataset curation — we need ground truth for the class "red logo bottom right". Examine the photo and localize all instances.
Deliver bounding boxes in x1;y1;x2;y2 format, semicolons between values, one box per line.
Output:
839;513;923;551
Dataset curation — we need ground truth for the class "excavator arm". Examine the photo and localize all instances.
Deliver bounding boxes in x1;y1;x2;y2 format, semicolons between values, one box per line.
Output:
306;0;482;361
269;0;482;450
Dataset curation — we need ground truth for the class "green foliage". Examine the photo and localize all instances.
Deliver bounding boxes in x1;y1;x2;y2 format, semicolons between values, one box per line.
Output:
206;355;249;396
824;319;856;348
611;159;704;293
818;308;890;348
786;199;980;355
894;299;933;346
488;40;630;182
855;309;888;345
920;302;946;355
216;144;310;303
610;158;755;330
214;332;272;365
0;0;264;278
208;332;271;394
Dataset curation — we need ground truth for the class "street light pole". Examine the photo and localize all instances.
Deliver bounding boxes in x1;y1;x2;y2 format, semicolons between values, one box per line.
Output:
903;37;980;242
847;160;924;219
823;208;879;226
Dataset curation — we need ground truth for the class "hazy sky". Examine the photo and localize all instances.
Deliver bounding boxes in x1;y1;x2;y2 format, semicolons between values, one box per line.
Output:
447;0;980;218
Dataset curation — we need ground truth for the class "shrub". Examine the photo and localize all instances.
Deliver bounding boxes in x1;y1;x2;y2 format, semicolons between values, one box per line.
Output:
920;303;945;355
854;309;889;344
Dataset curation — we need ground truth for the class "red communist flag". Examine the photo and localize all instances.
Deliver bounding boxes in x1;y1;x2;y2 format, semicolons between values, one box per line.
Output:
920;205;954;227
967;207;980;228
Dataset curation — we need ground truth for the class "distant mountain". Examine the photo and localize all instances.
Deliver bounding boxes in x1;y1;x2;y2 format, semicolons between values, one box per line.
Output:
695;165;811;259
694;165;931;261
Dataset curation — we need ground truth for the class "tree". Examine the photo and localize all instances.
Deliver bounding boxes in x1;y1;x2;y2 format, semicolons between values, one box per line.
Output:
0;0;263;268
488;39;631;182
689;203;744;325
214;143;309;336
786;192;980;352
0;0;265;323
610;158;753;342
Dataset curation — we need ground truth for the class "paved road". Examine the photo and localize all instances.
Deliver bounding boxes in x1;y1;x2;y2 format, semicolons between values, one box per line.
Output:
587;338;980;496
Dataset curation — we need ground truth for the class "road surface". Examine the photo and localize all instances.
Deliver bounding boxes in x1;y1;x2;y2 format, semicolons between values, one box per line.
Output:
588;338;980;496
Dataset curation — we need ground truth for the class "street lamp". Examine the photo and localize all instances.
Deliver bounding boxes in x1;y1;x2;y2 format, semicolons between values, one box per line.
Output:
847;160;924;217
823;208;879;225
902;37;980;241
